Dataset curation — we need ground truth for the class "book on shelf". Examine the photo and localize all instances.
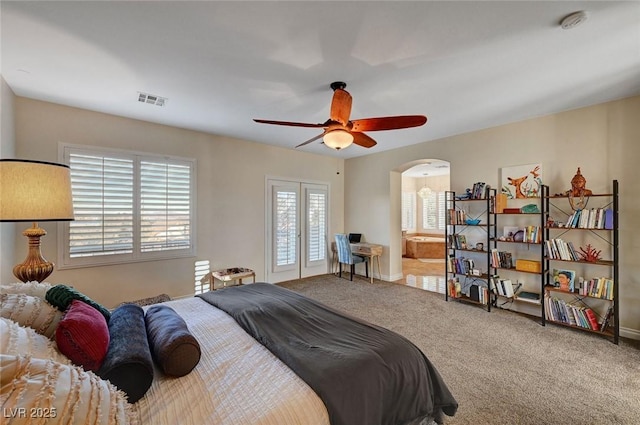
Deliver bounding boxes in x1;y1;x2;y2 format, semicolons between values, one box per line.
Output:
494;193;507;213
503;208;521;214
604;209;613;230
546;239;579;261
448;277;461;298
584;308;600;330
516;291;541;303
580;277;614;300
448;208;467;225
564;208;613;229
544;295;600;330
499;279;515;297
600;305;614;332
469;182;489;200
448;256;477;275
448;234;467;249
524;225;541;243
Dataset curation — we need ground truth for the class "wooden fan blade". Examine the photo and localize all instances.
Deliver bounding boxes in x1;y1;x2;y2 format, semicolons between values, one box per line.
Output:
330;88;352;126
351;115;427;132
254;119;325;128
352;132;377;148
295;132;326;148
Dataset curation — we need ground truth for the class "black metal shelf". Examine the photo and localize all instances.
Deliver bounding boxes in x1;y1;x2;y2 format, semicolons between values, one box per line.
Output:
445;190;496;312
541;181;619;344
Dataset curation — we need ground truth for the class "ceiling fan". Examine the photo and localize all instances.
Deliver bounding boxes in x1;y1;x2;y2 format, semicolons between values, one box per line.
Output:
254;82;427;150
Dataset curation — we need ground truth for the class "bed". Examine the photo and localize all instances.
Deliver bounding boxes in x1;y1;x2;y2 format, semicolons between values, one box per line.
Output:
1;281;457;425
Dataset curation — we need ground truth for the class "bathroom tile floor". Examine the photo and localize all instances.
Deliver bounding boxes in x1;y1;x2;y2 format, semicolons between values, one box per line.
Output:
395;258;447;293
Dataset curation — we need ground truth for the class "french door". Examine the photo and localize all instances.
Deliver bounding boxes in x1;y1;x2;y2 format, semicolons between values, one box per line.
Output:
266;179;329;283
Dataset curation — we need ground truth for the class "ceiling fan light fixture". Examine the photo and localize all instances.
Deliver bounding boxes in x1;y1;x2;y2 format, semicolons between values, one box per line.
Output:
323;129;353;150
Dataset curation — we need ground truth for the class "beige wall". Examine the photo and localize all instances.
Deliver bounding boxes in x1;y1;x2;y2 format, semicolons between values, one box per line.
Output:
0;76;16;282
11;98;344;308
345;96;640;338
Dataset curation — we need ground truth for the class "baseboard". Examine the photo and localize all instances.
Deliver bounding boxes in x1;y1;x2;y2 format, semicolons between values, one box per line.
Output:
620;326;640;341
387;273;404;282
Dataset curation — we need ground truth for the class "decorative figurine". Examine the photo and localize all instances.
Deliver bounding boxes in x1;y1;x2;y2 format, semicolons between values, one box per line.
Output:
578;244;602;263
566;167;592;210
568;167;593;197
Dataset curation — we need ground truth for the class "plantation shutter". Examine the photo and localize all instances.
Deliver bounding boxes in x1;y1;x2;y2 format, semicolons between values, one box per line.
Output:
307;190;326;262
68;152;134;257
402;192;416;230
422;191;447;230
275;189;298;267
437;191;446;230
140;160;192;252
62;145;195;267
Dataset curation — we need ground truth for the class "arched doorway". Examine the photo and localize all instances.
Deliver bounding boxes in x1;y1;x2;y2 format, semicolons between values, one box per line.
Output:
393;159;450;293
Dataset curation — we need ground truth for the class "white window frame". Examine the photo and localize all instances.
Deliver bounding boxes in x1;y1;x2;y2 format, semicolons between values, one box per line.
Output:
422;191;446;231
58;144;196;269
402;191;416;231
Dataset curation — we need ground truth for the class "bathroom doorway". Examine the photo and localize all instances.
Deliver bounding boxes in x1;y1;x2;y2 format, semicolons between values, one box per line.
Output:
398;160;450;293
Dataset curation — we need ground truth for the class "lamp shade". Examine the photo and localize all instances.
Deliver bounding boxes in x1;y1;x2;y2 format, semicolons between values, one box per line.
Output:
0;159;74;222
323;129;354;150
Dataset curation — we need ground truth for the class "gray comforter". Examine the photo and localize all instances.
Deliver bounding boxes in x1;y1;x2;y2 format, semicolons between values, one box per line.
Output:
197;283;457;425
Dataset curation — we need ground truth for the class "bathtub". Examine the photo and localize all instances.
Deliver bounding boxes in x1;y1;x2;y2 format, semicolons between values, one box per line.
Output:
405;236;446;259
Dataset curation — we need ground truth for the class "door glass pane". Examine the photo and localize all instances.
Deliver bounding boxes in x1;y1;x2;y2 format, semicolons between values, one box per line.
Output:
307;191;326;262
275;190;297;266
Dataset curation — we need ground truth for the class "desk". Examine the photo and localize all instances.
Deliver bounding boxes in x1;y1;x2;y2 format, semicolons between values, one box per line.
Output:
331;242;383;284
201;267;255;290
351;243;383;284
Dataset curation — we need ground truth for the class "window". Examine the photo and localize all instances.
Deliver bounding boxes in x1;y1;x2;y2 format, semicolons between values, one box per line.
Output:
422;191;446;230
274;189;298;267
402;192;416;230
60;145;196;267
306;190;327;263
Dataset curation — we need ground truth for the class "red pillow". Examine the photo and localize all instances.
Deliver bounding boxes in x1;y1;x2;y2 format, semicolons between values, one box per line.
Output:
56;299;110;372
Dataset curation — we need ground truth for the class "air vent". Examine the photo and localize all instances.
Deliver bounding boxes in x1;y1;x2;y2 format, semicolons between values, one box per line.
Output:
137;92;167;107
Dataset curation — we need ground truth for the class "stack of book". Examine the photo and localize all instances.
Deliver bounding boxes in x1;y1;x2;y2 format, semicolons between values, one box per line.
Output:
564;208;613;229
490;249;513;269
523;225;541;243
447;208;467;225
544;296;600;330
448;256;476;275
448;234;468;250
490;276;515;297
580;277;614;300
545;238;580;261
469;182;489;200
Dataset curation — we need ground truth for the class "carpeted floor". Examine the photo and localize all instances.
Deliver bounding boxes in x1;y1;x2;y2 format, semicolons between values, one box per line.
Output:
279;274;640;425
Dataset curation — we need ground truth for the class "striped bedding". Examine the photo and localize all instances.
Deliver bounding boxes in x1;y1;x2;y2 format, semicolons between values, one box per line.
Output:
134;296;329;425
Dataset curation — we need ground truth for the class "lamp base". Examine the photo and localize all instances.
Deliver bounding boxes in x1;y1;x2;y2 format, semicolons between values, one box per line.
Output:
13;223;54;283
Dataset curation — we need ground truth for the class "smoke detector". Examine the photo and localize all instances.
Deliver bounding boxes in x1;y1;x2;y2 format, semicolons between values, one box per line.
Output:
138;92;167;107
560;11;588;30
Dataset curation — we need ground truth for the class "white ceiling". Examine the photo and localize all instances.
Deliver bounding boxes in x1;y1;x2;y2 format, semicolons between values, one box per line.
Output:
2;1;639;160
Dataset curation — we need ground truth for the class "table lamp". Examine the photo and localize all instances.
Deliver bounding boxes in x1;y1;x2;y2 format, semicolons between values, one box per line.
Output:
0;159;74;282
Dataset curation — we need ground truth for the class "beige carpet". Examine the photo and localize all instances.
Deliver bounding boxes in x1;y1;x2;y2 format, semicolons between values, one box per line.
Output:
279;274;640;425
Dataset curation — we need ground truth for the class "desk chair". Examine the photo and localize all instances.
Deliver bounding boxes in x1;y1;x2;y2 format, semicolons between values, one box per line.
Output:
335;234;368;281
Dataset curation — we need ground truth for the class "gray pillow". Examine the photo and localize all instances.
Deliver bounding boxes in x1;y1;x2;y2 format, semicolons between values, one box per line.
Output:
145;305;201;377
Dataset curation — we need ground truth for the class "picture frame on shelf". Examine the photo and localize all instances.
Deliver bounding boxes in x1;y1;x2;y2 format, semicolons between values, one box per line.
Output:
552;268;576;292
501;226;521;240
